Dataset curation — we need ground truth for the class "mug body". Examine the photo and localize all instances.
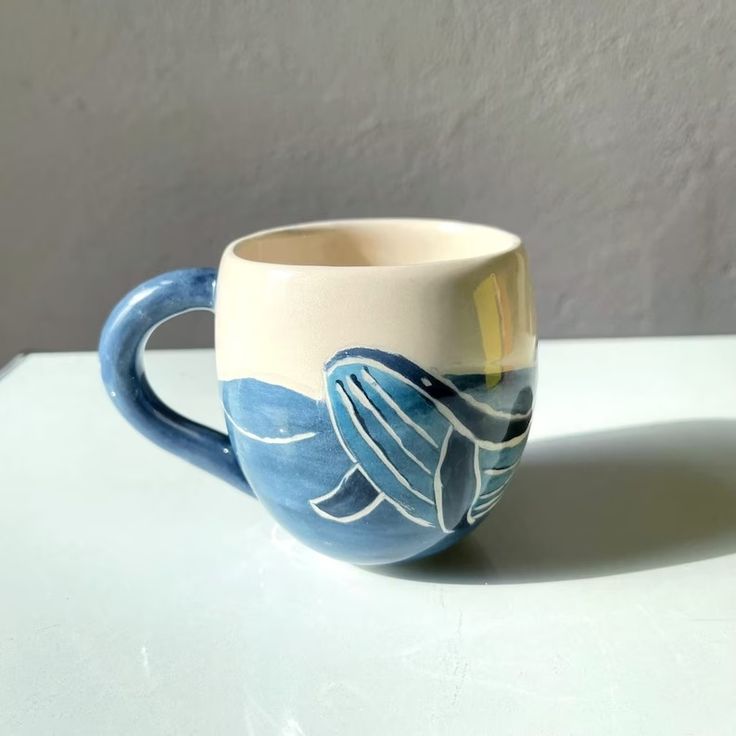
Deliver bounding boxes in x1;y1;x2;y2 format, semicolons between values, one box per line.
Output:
215;219;536;564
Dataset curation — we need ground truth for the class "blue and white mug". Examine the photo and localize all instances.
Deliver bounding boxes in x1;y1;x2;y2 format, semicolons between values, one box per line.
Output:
100;219;537;564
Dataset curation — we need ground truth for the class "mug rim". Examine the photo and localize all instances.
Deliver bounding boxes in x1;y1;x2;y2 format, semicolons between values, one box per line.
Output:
223;217;523;271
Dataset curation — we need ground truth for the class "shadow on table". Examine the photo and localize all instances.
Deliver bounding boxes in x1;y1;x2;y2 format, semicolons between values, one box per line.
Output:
373;420;736;585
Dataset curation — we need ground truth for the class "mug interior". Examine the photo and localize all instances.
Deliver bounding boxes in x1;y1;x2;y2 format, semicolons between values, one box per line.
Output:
232;219;520;267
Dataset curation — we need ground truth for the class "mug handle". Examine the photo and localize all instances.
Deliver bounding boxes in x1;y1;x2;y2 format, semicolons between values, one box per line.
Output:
99;268;252;495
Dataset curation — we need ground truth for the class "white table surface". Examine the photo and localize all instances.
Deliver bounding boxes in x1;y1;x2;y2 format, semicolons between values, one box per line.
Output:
2;337;736;735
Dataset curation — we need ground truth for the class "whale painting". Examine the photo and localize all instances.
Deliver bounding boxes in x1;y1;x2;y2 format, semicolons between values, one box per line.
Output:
221;347;534;564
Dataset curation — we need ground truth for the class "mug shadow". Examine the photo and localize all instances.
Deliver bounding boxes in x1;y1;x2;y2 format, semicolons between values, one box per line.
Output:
372;419;736;584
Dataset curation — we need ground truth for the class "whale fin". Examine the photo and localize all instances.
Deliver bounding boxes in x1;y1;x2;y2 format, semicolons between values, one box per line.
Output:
310;466;384;523
324;357;447;525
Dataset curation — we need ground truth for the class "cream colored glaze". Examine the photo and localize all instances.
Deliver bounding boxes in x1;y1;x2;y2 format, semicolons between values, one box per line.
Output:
215;219;536;397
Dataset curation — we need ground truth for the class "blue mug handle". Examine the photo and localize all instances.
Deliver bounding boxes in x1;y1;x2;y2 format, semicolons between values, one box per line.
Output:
99;268;252;495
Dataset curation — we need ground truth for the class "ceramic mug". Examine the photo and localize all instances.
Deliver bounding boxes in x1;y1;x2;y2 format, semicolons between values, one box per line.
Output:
100;219;536;564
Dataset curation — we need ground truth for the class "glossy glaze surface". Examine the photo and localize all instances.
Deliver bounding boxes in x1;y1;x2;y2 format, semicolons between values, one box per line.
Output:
222;347;534;564
100;219;537;563
99;268;250;493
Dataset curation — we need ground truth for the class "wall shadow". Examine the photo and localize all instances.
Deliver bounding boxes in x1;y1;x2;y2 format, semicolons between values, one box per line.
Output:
373;420;736;584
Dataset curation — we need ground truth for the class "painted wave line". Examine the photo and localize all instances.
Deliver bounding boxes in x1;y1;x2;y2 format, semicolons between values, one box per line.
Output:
448;380;533;420
222;405;316;444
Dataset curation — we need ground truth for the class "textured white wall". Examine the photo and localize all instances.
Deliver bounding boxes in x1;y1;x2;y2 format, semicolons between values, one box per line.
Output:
1;1;734;365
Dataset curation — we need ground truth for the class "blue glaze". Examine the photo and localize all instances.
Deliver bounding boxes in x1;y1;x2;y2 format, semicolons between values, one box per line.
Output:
100;270;535;565
222;350;534;565
99;269;251;494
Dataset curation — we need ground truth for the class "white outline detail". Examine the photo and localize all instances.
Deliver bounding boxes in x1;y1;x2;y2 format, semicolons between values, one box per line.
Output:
482;458;521;476
383;494;433;527
334;382;434;506
310;466;433;528
444;377;533;420
478;476;513;502
320;371;432;532
469;476;513;523
465;443;486;525
473;493;505;516
309;466;387;523
323;373;358;463
308;353;531;530
361;369;439;448
434;427;454;533
223;406;316;444
310;465;360;504
346;375;432;475
329;357;529;451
